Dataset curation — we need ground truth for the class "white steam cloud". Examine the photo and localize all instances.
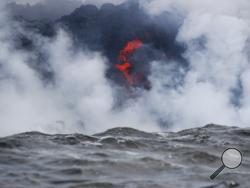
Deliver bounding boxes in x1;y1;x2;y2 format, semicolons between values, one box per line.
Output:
1;0;250;136
142;0;250;130
0;1;159;136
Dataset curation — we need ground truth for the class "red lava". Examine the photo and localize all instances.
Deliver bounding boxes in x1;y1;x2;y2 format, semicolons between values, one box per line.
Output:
116;39;143;85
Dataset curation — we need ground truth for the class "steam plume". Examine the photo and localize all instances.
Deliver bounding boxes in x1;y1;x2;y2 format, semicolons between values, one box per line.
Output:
1;0;250;136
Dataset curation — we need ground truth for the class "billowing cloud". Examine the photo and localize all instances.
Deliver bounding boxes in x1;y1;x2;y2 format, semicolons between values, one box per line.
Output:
8;0;127;20
1;0;250;137
7;0;82;20
140;0;250;130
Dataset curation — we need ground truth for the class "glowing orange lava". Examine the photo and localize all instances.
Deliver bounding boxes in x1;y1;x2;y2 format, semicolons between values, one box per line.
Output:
116;39;143;85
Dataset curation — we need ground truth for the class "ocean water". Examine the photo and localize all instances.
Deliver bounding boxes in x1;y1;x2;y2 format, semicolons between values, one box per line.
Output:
0;124;249;188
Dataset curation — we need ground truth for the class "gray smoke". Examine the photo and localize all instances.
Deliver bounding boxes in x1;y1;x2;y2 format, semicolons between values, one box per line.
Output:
7;0;127;20
1;0;250;137
7;0;82;21
141;0;250;130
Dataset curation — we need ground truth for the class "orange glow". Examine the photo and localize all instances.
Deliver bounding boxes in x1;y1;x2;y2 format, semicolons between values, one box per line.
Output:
116;39;143;85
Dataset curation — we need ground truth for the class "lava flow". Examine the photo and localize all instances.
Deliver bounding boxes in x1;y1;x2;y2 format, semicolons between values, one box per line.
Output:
116;39;143;85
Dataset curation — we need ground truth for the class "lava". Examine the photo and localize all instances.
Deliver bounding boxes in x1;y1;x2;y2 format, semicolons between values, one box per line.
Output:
116;39;143;85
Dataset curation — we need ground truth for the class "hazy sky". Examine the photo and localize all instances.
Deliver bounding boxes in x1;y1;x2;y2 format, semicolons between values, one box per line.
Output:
10;0;41;5
7;0;128;20
12;0;126;6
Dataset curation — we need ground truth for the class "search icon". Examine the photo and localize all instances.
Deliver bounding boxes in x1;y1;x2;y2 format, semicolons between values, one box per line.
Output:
210;148;242;180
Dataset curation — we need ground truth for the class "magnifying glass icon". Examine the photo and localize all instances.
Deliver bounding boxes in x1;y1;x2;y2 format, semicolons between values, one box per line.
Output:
210;148;242;180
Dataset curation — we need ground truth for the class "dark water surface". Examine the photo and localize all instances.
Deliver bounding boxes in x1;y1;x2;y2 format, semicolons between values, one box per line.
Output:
0;124;249;188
